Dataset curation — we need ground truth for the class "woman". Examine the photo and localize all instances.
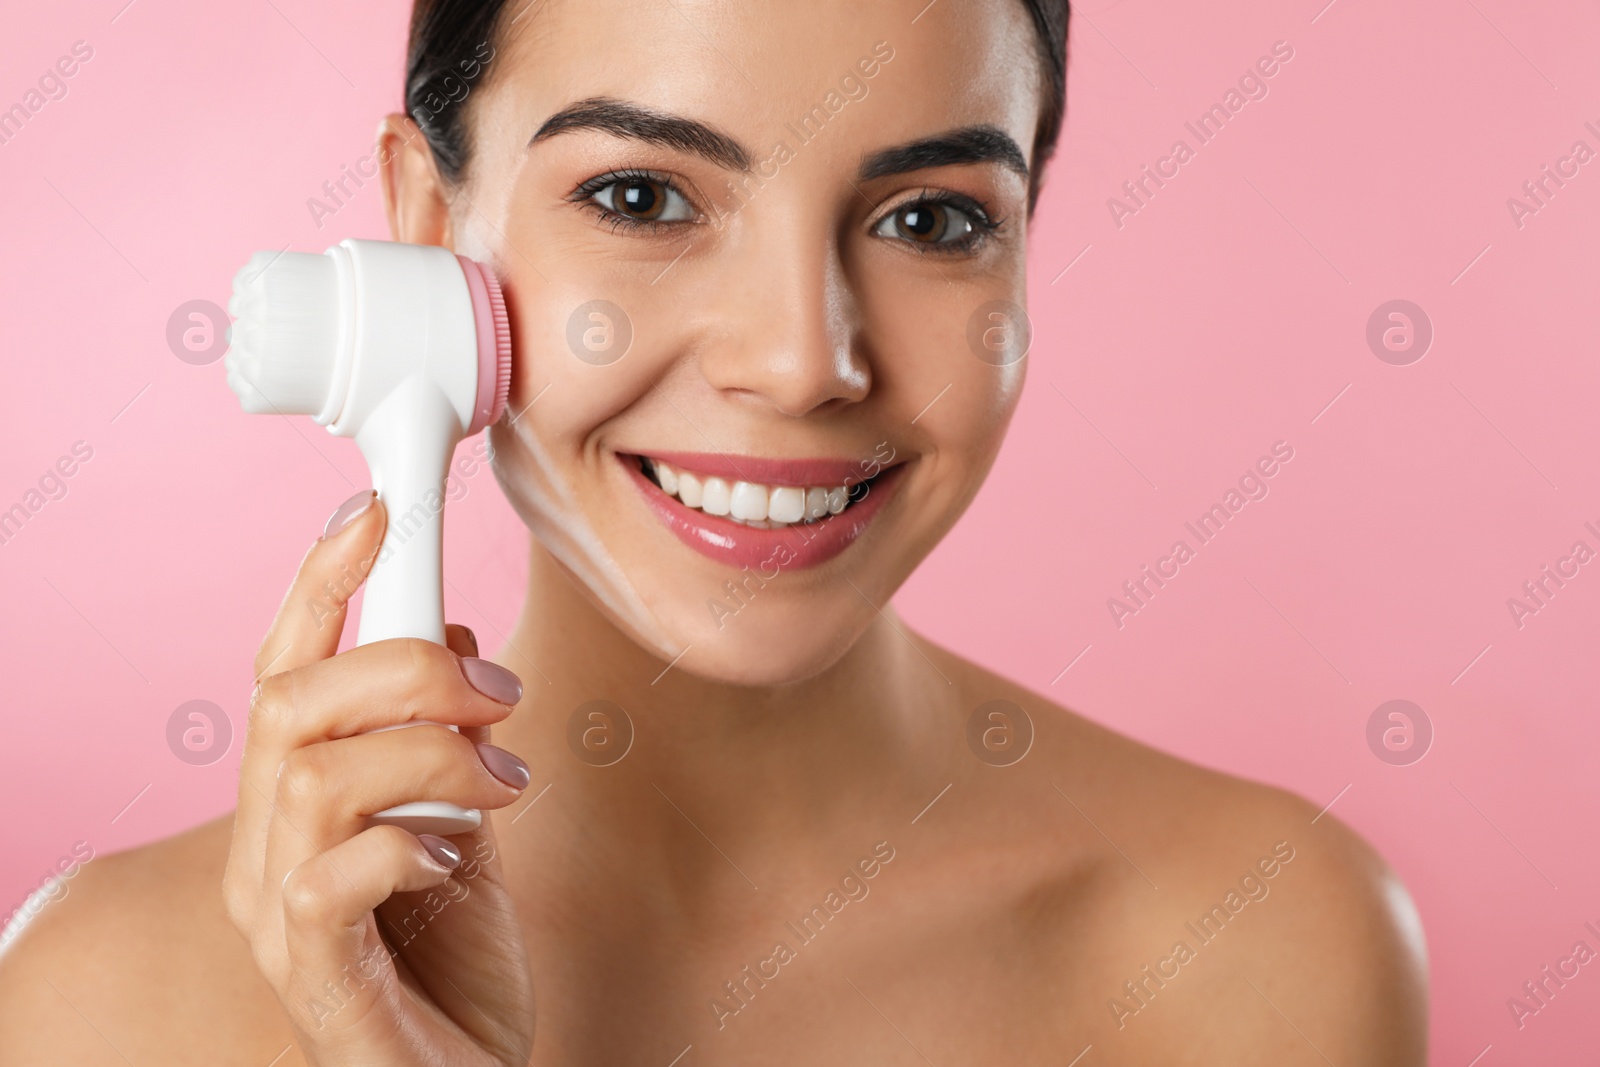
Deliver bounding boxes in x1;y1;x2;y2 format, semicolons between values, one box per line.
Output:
0;0;1428;1062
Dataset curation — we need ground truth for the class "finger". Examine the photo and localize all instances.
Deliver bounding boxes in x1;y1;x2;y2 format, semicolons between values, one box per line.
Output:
228;491;384;936
275;825;461;1037
252;490;385;682
248;638;522;761
444;623;478;659
261;725;529;908
444;623;491;746
232;640;521;926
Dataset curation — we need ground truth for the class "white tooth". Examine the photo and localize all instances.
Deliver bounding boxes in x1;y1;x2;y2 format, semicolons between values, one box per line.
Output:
805;487;831;521
655;460;678;496
701;477;731;516
826;486;848;515
769;486;805;524
730;481;769;521
678;471;703;507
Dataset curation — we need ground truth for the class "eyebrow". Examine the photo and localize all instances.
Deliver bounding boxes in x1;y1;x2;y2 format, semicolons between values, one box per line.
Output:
858;125;1030;182
529;99;1029;184
530;97;752;171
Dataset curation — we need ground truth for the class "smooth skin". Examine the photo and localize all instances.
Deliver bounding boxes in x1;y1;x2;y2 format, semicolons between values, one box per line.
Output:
0;1;1427;1063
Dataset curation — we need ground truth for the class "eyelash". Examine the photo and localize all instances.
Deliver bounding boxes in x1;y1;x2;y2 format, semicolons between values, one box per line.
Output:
568;170;1003;252
568;167;693;234
877;187;1004;256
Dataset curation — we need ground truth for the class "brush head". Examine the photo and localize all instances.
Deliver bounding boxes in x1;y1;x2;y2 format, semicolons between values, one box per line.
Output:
225;250;343;418
224;241;511;435
457;255;513;434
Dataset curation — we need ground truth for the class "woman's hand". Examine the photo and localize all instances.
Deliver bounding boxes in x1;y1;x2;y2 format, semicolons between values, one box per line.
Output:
223;490;536;1066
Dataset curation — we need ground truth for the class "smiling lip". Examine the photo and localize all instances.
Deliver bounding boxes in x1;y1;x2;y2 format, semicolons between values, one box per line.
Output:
623;453;906;571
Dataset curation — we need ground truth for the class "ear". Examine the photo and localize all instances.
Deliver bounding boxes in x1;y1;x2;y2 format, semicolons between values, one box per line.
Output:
376;113;456;249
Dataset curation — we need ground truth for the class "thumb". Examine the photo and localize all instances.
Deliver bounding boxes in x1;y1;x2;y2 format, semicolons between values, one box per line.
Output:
253;490;387;681
444;622;479;660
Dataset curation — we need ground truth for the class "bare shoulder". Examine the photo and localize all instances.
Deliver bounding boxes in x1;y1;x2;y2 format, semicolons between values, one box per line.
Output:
0;815;296;1065
940;652;1429;1064
1115;762;1432;1065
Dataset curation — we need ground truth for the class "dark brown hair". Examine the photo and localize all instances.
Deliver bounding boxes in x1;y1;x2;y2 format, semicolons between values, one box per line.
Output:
406;0;1070;207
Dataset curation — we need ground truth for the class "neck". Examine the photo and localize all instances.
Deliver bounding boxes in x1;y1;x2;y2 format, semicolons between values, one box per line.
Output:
490;541;958;845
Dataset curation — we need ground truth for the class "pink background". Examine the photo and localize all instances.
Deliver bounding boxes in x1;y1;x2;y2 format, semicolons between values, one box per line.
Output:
2;0;1596;1059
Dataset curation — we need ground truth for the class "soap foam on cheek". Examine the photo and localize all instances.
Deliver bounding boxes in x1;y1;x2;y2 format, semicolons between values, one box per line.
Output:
487;416;681;661
461;158;680;663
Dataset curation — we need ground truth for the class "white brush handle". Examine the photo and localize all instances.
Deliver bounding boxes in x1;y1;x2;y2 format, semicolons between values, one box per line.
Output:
226;239;505;837
354;376;483;835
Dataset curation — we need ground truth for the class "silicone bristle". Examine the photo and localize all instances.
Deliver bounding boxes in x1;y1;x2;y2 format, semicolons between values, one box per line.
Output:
481;269;512;424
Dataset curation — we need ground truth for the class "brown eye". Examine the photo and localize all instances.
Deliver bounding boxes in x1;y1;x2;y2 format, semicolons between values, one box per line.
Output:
616;179;666;220
588;174;695;224
878;200;981;246
896;204;949;242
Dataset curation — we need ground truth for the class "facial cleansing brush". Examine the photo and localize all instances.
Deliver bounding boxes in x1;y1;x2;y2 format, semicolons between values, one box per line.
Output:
225;238;512;836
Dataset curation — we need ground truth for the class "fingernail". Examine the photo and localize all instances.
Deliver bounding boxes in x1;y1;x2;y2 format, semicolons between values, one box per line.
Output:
460;657;523;705
460;627;479;658
322;490;375;539
418;834;462;869
475;743;531;790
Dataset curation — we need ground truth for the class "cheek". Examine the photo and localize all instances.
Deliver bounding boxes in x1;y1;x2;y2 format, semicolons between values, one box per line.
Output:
485;267;706;661
488;412;681;658
862;277;1026;461
483;270;666;646
497;262;690;440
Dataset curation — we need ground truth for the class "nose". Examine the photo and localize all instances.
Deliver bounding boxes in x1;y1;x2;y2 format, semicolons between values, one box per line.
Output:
695;210;871;417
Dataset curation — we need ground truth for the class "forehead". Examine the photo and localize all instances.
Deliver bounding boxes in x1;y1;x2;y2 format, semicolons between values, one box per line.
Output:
480;0;1043;168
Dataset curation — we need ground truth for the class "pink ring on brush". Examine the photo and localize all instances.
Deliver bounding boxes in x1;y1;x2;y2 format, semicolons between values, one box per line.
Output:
457;255;514;434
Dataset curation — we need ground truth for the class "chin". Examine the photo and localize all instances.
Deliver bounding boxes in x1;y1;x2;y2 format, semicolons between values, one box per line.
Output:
637;589;881;688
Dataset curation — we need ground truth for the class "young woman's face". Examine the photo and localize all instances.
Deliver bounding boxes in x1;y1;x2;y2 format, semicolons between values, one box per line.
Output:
454;0;1044;684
